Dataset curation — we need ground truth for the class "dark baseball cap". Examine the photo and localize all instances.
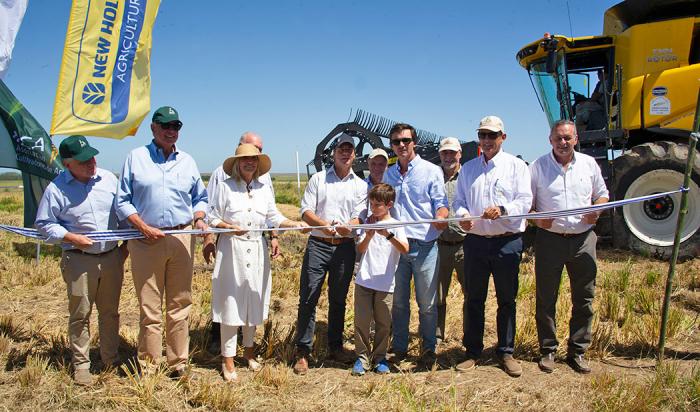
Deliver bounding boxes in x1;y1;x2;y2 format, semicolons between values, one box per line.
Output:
152;106;180;124
59;135;99;162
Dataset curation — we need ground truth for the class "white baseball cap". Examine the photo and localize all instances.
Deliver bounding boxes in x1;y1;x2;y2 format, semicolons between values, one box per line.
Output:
477;115;505;133
439;137;461;152
368;148;388;160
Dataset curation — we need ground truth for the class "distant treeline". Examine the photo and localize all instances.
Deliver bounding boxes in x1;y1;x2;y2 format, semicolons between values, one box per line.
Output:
0;172;21;181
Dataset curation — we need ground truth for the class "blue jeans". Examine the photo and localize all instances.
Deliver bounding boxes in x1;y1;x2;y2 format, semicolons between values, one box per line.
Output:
391;238;439;353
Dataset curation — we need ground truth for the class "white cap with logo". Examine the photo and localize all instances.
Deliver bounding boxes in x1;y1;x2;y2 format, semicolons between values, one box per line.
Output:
477;115;505;133
439;137;461;152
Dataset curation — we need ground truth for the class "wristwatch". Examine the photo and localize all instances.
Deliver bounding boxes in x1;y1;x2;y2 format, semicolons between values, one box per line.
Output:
385;232;395;241
498;206;507;216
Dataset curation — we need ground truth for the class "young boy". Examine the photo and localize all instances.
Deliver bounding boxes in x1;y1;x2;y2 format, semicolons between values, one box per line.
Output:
352;183;409;375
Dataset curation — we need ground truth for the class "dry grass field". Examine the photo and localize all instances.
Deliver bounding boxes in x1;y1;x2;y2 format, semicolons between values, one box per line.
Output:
0;187;698;411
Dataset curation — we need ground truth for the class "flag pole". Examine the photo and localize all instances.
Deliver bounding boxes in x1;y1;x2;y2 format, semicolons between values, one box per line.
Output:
658;91;700;362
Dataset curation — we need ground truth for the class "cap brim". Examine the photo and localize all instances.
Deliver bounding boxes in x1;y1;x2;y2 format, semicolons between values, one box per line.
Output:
476;126;503;133
72;147;99;162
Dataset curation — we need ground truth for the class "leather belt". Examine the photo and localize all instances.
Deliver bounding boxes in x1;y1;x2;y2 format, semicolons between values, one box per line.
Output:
67;247;117;257
437;238;464;246
545;229;590;238
311;235;354;246
159;223;190;231
479;232;516;239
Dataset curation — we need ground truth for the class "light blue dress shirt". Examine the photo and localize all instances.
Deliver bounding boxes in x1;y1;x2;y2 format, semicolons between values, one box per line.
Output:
115;141;208;228
384;154;448;241
35;167;120;254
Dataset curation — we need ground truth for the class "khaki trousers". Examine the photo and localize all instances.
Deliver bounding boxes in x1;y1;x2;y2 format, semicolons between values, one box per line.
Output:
436;241;466;341
354;284;393;367
60;248;123;370
128;233;194;369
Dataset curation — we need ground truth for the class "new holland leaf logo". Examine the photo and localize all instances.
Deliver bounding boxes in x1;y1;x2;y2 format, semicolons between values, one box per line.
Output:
82;83;106;105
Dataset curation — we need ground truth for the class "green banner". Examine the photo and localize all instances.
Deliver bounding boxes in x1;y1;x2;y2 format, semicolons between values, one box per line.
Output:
0;79;63;227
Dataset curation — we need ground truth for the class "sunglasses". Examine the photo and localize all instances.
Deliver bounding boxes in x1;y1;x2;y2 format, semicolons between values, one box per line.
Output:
390;137;413;146
159;121;183;131
477;131;502;140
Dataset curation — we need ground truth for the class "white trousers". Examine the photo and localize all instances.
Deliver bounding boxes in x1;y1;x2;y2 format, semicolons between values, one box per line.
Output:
220;324;256;357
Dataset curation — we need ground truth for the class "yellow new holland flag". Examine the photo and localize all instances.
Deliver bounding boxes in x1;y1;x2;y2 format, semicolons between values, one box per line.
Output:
51;0;161;138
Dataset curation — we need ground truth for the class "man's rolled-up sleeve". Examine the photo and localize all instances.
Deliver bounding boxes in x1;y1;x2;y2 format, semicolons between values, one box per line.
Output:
35;185;68;244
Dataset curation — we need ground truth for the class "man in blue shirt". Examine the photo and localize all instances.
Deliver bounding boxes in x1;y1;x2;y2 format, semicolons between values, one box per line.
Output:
36;135;126;386
384;123;448;367
115;106;208;377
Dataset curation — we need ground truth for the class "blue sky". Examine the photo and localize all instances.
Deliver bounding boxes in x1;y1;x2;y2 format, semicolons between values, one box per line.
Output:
4;0;618;174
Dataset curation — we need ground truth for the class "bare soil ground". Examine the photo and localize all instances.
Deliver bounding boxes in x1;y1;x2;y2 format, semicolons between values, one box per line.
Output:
0;197;698;411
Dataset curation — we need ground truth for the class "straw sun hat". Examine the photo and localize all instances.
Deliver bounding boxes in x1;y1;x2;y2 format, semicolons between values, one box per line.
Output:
222;143;271;176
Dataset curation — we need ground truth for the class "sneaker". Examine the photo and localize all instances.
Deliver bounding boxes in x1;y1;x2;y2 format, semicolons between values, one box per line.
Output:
498;354;522;377
538;353;556;373
73;368;93;386
351;359;366;376
567;354;591;374
374;359;390;374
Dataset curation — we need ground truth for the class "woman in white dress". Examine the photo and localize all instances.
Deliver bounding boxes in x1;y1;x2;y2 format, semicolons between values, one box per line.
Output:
209;144;309;382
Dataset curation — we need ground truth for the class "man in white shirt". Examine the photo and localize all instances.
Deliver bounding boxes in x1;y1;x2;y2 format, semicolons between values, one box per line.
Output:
453;115;532;377
293;134;367;375
529;120;609;374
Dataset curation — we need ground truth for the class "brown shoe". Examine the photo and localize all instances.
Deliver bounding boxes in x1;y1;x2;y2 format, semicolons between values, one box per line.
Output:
538;353;556;373
498;354;522;377
455;357;477;372
567;354;591;374
73;368;93;386
293;356;309;375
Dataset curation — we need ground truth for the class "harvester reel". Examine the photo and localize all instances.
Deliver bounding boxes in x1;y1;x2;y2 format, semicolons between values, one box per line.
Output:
309;109;478;177
612;141;700;259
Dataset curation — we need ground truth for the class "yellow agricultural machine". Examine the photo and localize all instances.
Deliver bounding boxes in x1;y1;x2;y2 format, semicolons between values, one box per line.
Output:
516;0;700;258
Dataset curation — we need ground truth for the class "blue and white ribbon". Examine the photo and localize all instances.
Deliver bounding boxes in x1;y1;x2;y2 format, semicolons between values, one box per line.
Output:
0;188;687;242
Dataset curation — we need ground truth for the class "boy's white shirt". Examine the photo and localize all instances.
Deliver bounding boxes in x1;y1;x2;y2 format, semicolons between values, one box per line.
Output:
355;217;407;293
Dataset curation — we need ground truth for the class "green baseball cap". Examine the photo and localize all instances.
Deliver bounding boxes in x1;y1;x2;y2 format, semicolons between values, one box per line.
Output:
152;106;181;124
59;135;99;162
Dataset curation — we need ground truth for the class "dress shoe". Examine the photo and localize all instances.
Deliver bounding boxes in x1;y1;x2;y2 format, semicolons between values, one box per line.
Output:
498;354;522;377
169;366;189;380
389;350;407;364
293;355;309;375
327;347;353;363
455;357;477;372
538;353;556;373
221;363;239;383
73;368;93;386
567;354;591;374
418;350;438;369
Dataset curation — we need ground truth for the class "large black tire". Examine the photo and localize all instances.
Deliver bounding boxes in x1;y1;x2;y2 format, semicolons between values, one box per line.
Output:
612;141;700;260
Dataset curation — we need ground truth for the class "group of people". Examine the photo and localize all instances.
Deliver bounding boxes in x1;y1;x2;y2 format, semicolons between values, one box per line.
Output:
34;106;608;386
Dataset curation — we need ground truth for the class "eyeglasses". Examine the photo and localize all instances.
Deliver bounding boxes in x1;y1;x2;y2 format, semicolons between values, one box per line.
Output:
159;121;183;131
477;131;502;140
390;137;413;146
